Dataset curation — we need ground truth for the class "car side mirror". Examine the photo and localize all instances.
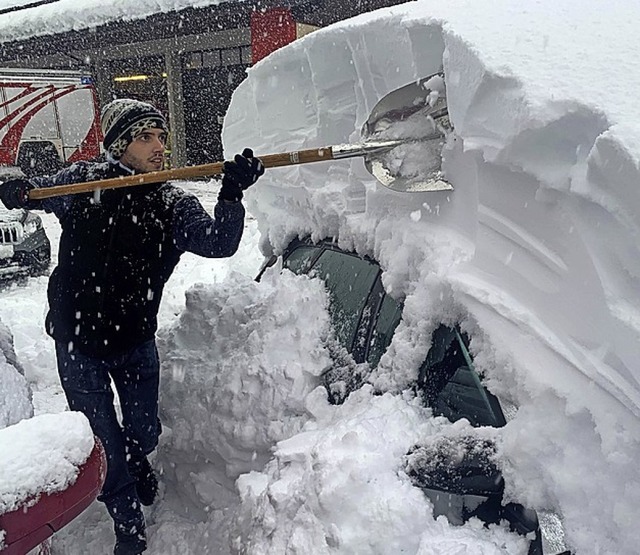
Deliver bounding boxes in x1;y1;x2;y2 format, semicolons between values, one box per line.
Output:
405;435;543;555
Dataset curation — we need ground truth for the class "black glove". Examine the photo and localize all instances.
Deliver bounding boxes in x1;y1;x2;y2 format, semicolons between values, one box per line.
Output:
0;178;34;210
218;148;265;202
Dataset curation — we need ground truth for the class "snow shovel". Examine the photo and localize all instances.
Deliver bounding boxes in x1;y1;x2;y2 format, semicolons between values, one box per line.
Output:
29;73;453;201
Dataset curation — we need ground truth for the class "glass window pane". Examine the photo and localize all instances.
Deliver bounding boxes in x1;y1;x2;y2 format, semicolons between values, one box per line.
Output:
203;50;221;68
241;45;253;65
310;250;379;350
187;52;202;69
283;245;318;275
367;293;402;367
420;326;506;427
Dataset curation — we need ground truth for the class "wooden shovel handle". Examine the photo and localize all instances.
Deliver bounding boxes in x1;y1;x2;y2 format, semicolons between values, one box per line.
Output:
29;147;335;200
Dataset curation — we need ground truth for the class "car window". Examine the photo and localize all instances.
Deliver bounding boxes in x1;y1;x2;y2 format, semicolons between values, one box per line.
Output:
366;292;403;368
308;249;379;351
282;245;319;274
419;325;506;428
282;242;506;429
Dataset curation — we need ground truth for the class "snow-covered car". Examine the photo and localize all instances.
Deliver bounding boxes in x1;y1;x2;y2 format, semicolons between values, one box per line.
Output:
223;2;640;550
258;237;571;555
0;206;51;280
0;320;105;554
0;414;106;555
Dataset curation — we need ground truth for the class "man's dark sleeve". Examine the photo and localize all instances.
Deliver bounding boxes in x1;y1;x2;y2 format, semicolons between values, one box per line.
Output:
28;163;88;219
172;194;245;257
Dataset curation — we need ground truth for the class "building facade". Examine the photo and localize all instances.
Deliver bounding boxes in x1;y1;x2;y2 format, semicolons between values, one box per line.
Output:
0;0;405;167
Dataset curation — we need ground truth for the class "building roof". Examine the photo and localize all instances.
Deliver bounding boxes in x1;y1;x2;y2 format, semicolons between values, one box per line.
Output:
0;0;404;65
0;0;238;43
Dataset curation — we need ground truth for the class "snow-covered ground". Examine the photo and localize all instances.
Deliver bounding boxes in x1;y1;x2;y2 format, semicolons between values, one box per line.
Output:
1;0;640;554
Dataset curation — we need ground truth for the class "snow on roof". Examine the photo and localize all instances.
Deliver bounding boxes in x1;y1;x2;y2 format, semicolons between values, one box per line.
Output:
0;0;238;44
0;0;49;14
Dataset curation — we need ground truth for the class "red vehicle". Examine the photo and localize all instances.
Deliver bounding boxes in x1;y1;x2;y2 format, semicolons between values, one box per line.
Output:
0;438;106;555
0;68;102;178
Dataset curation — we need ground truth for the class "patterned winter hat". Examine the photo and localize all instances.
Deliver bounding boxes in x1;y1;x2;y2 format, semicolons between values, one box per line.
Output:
100;99;168;159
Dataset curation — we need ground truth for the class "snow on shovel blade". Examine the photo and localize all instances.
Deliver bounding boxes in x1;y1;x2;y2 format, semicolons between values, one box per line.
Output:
361;72;454;192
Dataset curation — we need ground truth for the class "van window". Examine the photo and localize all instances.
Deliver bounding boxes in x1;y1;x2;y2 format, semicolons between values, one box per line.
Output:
283;245;319;274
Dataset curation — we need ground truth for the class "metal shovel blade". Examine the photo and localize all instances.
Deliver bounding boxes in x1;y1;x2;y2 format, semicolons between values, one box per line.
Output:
362;73;454;193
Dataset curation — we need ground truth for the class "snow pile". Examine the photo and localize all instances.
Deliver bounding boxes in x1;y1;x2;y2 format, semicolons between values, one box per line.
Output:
232;387;529;555
0;411;94;515
157;270;333;513
222;1;640;554
0;318;32;429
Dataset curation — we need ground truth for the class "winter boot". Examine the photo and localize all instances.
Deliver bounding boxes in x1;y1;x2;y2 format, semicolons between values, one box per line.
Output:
128;456;158;506
114;521;146;555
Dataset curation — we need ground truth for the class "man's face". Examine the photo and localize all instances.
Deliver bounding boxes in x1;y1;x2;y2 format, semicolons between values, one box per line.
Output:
119;128;167;173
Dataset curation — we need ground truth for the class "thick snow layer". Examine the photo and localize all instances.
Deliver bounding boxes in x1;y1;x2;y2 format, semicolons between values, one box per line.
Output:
0;411;94;515
0;318;32;429
0;1;639;554
233;388;530;555
157;270;332;513
223;1;640;554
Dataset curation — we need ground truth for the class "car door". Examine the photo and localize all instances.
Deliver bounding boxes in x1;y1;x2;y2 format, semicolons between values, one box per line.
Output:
282;239;505;425
280;238;546;554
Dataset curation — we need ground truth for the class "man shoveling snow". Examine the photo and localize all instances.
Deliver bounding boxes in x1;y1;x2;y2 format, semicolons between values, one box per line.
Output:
0;98;265;554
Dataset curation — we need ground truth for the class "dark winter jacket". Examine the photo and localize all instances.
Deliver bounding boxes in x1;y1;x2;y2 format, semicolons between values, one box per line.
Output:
29;159;245;358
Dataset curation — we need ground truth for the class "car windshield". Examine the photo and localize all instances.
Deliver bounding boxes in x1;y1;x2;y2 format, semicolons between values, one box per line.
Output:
306;247;380;351
366;292;402;368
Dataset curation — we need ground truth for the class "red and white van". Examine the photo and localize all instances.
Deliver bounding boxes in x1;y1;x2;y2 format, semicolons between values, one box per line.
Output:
0;68;102;178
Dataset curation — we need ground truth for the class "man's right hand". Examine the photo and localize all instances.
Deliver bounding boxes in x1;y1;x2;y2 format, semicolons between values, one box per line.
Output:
0;178;34;210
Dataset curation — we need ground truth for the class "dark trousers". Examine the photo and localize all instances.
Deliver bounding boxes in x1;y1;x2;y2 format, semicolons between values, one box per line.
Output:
55;339;161;532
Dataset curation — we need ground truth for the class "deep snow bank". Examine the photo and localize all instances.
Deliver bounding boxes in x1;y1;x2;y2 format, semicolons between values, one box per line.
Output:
0;318;32;429
232;388;530;555
157;271;332;516
223;1;640;553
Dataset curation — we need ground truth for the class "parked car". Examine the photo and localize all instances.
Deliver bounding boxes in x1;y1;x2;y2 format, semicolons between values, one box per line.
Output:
258;237;571;555
0;205;51;280
0;431;106;555
0;321;105;555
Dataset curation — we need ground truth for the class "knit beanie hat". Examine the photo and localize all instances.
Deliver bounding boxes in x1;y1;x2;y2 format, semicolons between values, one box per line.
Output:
100;99;168;159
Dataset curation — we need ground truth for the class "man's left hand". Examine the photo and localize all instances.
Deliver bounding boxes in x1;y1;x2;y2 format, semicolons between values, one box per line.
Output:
218;148;265;202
